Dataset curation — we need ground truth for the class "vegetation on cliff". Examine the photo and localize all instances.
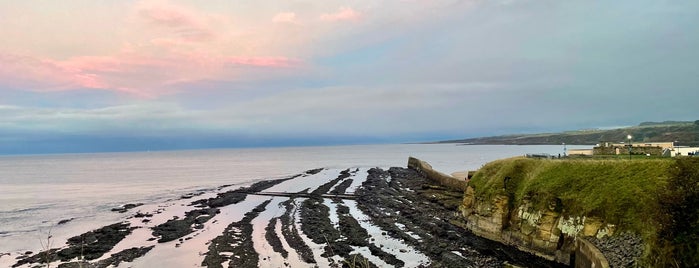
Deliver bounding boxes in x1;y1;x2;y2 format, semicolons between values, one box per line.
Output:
468;157;699;266
654;157;699;267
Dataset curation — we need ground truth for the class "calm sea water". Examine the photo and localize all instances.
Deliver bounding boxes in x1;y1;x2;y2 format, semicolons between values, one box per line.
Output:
0;144;584;252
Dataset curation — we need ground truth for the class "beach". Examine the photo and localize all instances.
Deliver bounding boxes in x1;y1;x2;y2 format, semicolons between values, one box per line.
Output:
0;145;582;267
1;164;565;268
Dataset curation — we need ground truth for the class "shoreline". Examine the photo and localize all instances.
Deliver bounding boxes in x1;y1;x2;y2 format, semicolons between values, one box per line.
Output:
2;166;561;268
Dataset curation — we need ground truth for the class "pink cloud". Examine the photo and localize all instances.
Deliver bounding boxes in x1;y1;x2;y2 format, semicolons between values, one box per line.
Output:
0;51;300;98
320;7;361;22
137;2;216;42
272;12;299;24
70;73;108;89
226;57;299;68
0;2;304;98
139;5;195;28
56;55;168;73
0;54;103;91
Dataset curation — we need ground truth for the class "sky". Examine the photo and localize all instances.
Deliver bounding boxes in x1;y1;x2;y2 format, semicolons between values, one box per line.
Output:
1;0;698;154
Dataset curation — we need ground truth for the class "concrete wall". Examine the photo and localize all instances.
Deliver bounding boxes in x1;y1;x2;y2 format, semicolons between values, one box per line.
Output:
575;238;610;268
568;149;593;156
407;157;468;191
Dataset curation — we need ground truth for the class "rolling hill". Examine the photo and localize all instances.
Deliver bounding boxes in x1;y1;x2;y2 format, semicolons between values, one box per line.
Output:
439;120;699;146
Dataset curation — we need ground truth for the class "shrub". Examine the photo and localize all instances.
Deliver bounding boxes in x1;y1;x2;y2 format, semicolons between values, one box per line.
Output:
654;158;699;267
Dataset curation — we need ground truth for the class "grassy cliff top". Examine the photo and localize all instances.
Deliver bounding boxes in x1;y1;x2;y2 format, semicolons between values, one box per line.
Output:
469;157;673;232
468;156;699;266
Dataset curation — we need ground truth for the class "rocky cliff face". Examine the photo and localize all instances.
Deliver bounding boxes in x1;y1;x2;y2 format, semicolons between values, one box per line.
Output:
461;186;617;265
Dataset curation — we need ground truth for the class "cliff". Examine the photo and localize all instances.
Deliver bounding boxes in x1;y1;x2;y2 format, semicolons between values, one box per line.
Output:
460;157;676;266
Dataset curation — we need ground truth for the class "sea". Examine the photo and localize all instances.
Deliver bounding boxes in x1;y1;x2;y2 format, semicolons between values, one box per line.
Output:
0;144;586;253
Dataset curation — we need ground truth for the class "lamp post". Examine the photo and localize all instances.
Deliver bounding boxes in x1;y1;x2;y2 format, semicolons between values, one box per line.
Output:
627;135;633;159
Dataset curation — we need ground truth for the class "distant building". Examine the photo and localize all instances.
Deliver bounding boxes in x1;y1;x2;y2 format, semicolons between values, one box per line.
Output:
593;141;672;156
568;149;593;156
593;141;699;157
672;146;699;157
526;153;555;159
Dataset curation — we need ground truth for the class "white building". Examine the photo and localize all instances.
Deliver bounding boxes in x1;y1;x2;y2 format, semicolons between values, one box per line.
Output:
673;147;699;156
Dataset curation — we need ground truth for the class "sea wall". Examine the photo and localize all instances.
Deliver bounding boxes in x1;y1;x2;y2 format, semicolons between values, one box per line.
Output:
575;238;610;268
407;157;468;191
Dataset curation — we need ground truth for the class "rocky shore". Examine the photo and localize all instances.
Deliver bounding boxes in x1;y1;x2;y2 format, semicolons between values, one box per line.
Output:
4;166;563;268
587;232;643;268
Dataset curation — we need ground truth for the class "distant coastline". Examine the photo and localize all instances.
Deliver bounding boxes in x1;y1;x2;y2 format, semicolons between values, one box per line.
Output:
434;120;699;146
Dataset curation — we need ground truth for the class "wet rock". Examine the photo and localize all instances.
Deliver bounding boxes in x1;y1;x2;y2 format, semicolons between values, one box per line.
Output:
57;218;74;225
151;168;298;245
310;168;351;196
355;167;563;268
337;204;370;246
337;205;350;215
300;198;349;257
298;197;390;268
193;176;296;209
111;203;143;213
202;200;271;268
60;222;135;261
265;218;288;258
330;179;354;195
134;212;152;218
278;199;316;264
306;168;324;175
99;246;154;267
588;232;643;268
56;246;155;268
367;244;403;267
152;208;219;243
12;249;58;267
204;192;247;208
13;223;134;267
181;192;205;199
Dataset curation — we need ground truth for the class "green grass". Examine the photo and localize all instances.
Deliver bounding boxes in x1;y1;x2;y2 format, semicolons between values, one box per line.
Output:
469;157;699;266
469;157;673;233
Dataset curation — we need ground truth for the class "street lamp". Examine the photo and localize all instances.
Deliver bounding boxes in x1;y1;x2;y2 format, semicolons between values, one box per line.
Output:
627;135;633;159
